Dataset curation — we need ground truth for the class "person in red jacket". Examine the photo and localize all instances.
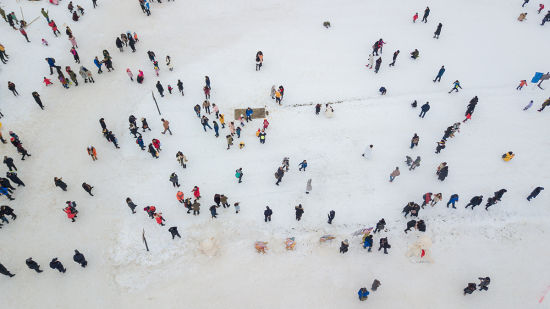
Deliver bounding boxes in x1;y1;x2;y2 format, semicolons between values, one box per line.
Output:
263;119;269;130
144;206;156;218
154;213;165;226
413;12;419;23
48;20;60;36
539;4;545;13
421;192;432;208
43;77;53;86
152;138;161;151
192;186;201;199
516;80;527;90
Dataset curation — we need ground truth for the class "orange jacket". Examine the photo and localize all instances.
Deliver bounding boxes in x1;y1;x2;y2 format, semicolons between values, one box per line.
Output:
176;191;184;201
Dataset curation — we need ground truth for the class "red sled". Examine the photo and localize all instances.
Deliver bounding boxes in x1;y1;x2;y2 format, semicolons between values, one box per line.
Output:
49;0;59;5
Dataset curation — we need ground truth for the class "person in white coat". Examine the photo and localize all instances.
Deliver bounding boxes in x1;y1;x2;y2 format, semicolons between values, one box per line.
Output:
362;145;373;158
325;104;334;118
306;179;312;194
367;54;374;69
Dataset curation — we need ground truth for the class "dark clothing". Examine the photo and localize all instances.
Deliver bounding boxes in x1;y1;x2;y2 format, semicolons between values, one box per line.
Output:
26;259;43;273
0;263;15;277
527;187;544;201
264;208;272;222
328;210;335;224
49;259;66;273
169;226;181;239
73;250;87;267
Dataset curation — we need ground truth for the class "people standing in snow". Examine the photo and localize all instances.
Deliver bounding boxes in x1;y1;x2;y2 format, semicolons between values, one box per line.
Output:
235;168;243;183
409;156;421;170
306;178;312;194
26;258;43;273
374;218;386;233
295;204;304;221
54;177;68;191
433;23;442;38
255;51;263;71
478;277;490;291
447;194;459;208
388;50;400;67
464;283;476;295
465;195;483;210
327;210;336;224
411;133;419;148
389;167;400;182
527;186;544;201
82;182;94;196
264;206;272;222
433;66;445;82
374;57;382;73
419;102;430;118
275;166;285;185
73;250;87;267
437;162;448;181
340;239;349;253
378;237;391;254
422;6;430;23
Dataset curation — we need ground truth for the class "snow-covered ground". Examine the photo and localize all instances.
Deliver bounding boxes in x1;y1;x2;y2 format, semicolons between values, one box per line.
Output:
1;0;550;308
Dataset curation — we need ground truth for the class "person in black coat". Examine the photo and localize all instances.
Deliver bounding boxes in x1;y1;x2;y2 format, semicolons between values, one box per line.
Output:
54;177;68;191
416;220;426;232
126;197;137;214
156;81;164;97
0;263;15;277
485;197;497;210
433;23;442;38
1;205;16;220
374;218;386;233
527;187;544;201
374;57;382;73
339;240;349;253
49;258;66;273
168;226;181;239
493;189;507;201
115;37;123;52
378;237;390;254
32;92;44;110
26;258;43;273
0;177;15;191
264;206;272;222
478;277;490;291
422;6;430;23
389;50;400;67
3;156;16;171
404;220;416;233
327;210;335;224
464;283;476;295
438;165;449;181
6;172;24;187
295;204;304;221
99;117;107;131
465;195;483;209
275;167;285;185
419;102;430;118
73;250;87;267
82;182;94;196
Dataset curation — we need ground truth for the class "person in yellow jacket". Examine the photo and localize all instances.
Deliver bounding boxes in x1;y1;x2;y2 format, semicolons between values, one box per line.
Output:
219;114;225;128
502;151;515;161
275;91;282;105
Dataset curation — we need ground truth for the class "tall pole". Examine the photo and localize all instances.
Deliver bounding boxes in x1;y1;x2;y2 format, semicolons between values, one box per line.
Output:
151;91;161;115
142;228;149;252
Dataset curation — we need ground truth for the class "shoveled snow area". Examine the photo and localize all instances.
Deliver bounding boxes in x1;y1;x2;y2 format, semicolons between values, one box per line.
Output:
0;0;549;308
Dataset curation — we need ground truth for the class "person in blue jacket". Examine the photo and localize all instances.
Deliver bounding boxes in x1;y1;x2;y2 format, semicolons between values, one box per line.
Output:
358;287;369;301
45;57;57;75
447;194;459;208
136;135;145;150
245;107;253;122
362;234;373;252
94;56;103;73
449;80;462;93
298;160;307;171
419;102;430;118
433;65;445;82
213;121;219;137
0;186;14;200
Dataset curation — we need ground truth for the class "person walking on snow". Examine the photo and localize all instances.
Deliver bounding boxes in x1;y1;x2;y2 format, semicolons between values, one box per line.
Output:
389;167;400;182
434;66;445;82
433;23;442;38
449;80;462;93
389;50;400;67
465;195;483;209
161;118;172;135
419;102;430;118
235;168;243;183
527;187;544;201
82;182;94;196
517;80;527;90
447;194;459;208
411;133;419;148
422;6;430;23
73;250;87;267
413;12;418;23
327;210;335;224
264;206;272;222
298;160;308;171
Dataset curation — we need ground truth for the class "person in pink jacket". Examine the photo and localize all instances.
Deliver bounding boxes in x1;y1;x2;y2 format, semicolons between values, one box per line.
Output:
126;68;133;81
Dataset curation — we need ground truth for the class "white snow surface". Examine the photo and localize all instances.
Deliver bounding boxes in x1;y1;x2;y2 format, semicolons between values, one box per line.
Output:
0;0;550;308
